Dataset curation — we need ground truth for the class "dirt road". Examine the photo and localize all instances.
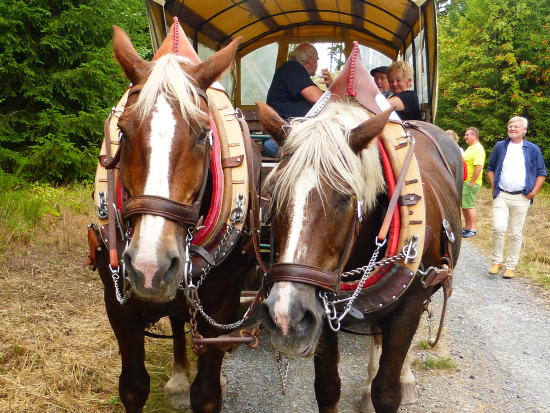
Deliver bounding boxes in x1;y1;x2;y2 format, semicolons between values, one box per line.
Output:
220;241;550;413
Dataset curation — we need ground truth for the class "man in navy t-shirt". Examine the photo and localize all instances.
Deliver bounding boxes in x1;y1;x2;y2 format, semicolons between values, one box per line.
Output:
264;43;332;157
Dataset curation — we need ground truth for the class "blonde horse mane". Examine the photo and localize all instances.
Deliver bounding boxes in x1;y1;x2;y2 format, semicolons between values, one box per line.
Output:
134;54;206;125
266;101;386;214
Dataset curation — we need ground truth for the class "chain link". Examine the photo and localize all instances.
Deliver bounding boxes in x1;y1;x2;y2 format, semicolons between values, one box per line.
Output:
110;263;132;305
272;349;290;396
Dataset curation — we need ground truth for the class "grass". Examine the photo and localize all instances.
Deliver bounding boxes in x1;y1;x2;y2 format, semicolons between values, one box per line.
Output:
463;186;550;288
416;339;438;350
414;357;458;371
0;178;194;412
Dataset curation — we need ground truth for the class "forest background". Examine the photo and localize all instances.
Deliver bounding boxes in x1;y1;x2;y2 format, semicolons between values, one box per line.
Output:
1;0;550;184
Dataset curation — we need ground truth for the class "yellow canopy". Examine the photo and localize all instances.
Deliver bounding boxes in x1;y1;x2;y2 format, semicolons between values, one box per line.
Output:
145;0;438;119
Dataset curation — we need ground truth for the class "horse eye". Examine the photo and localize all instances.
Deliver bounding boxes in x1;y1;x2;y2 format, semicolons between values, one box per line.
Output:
336;193;353;208
197;130;211;143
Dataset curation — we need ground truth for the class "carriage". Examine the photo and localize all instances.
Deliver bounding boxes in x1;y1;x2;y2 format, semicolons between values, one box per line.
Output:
85;2;462;413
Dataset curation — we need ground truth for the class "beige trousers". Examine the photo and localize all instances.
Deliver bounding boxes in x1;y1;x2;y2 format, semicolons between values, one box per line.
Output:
491;192;531;270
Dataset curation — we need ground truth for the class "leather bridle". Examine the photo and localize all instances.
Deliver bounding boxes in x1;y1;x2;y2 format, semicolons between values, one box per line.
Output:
264;199;360;294
103;84;212;268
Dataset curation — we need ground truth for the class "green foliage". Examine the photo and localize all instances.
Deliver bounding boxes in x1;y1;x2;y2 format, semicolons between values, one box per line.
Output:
0;0;151;183
437;0;550;163
328;43;345;71
415;356;458;370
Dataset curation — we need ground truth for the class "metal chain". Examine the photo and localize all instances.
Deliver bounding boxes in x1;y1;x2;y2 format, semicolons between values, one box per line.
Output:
272;349;290;396
180;194;255;331
340;252;406;278
321;237;386;332
110;264;132;305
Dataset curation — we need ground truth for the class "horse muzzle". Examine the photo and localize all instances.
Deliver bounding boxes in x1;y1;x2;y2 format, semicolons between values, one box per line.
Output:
123;243;183;302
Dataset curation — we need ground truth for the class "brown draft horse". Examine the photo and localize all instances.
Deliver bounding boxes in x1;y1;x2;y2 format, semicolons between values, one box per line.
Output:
94;27;259;413
258;100;462;413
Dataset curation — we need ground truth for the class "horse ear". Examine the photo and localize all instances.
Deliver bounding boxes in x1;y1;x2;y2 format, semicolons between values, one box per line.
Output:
189;38;241;90
112;26;150;84
349;106;395;154
256;102;289;145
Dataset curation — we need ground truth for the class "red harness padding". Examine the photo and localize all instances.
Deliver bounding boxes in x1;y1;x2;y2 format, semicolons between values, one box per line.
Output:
340;139;400;291
192;115;223;245
462;158;468;182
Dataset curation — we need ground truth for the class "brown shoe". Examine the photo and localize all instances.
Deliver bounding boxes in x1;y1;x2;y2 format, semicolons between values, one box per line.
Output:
503;269;515;279
488;263;502;274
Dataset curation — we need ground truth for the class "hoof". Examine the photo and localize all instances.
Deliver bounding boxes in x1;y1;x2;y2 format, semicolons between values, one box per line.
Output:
360;394;375;413
400;381;418;405
164;372;191;409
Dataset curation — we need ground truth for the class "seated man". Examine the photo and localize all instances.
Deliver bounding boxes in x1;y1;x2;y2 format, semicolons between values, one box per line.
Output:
386;61;421;121
264;43;332;157
370;66;393;98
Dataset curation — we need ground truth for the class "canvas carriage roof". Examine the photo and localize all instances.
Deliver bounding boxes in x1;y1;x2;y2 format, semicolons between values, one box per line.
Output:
145;0;438;117
146;0;437;58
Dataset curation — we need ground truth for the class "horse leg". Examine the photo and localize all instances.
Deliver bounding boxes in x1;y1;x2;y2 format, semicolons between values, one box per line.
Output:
190;344;226;413
105;301;149;413
164;316;192;409
360;325;382;413
314;321;341;413
371;297;424;413
400;347;417;405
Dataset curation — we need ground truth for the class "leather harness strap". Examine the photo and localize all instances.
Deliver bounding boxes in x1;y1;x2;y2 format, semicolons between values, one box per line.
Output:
104;117;119;269
265;263;340;292
122;195;201;224
238;117;268;275
377;135;416;243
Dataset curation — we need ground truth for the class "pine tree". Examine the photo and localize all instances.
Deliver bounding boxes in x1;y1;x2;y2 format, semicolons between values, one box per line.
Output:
0;0;151;182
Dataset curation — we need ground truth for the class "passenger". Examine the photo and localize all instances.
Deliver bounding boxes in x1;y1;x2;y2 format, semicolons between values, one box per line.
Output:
386;61;421;121
264;43;333;157
370;66;393;98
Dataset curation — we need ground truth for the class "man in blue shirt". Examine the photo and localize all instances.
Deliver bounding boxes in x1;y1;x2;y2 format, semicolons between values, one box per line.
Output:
264;43;332;157
487;116;547;279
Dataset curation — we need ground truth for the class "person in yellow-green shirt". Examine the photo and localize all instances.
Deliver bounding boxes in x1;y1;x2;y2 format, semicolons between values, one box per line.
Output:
462;127;485;238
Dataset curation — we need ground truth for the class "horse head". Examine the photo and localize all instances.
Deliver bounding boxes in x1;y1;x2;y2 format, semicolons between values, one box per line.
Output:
258;101;393;356
112;26;239;302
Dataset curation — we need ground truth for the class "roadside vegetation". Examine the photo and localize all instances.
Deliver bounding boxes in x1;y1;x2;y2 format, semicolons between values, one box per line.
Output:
0;173;193;412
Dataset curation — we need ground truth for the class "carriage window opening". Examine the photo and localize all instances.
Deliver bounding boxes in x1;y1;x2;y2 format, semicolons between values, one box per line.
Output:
358;45;392;72
240;43;278;105
404;31;429;106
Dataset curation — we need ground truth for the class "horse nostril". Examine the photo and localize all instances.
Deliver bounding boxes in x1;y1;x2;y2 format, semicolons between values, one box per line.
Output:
297;309;317;334
163;256;182;284
261;303;278;332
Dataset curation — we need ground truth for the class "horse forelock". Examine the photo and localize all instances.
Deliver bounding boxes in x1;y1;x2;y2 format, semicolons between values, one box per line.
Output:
266;101;386;215
134;54;207;126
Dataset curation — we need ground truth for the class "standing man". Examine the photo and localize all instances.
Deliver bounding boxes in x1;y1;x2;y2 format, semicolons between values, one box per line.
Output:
264;43;332;157
370;66;393;98
462;127;485;238
487;116;547;278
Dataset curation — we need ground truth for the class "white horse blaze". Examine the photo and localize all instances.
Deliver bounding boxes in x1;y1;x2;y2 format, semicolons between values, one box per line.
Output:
273;168;316;335
133;95;176;288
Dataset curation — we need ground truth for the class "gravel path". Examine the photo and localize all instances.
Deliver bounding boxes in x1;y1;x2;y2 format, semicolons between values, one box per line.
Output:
221;241;550;412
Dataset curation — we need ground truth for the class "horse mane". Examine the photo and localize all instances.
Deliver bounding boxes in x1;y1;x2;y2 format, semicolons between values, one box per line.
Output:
266;101;386;214
134;54;206;125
